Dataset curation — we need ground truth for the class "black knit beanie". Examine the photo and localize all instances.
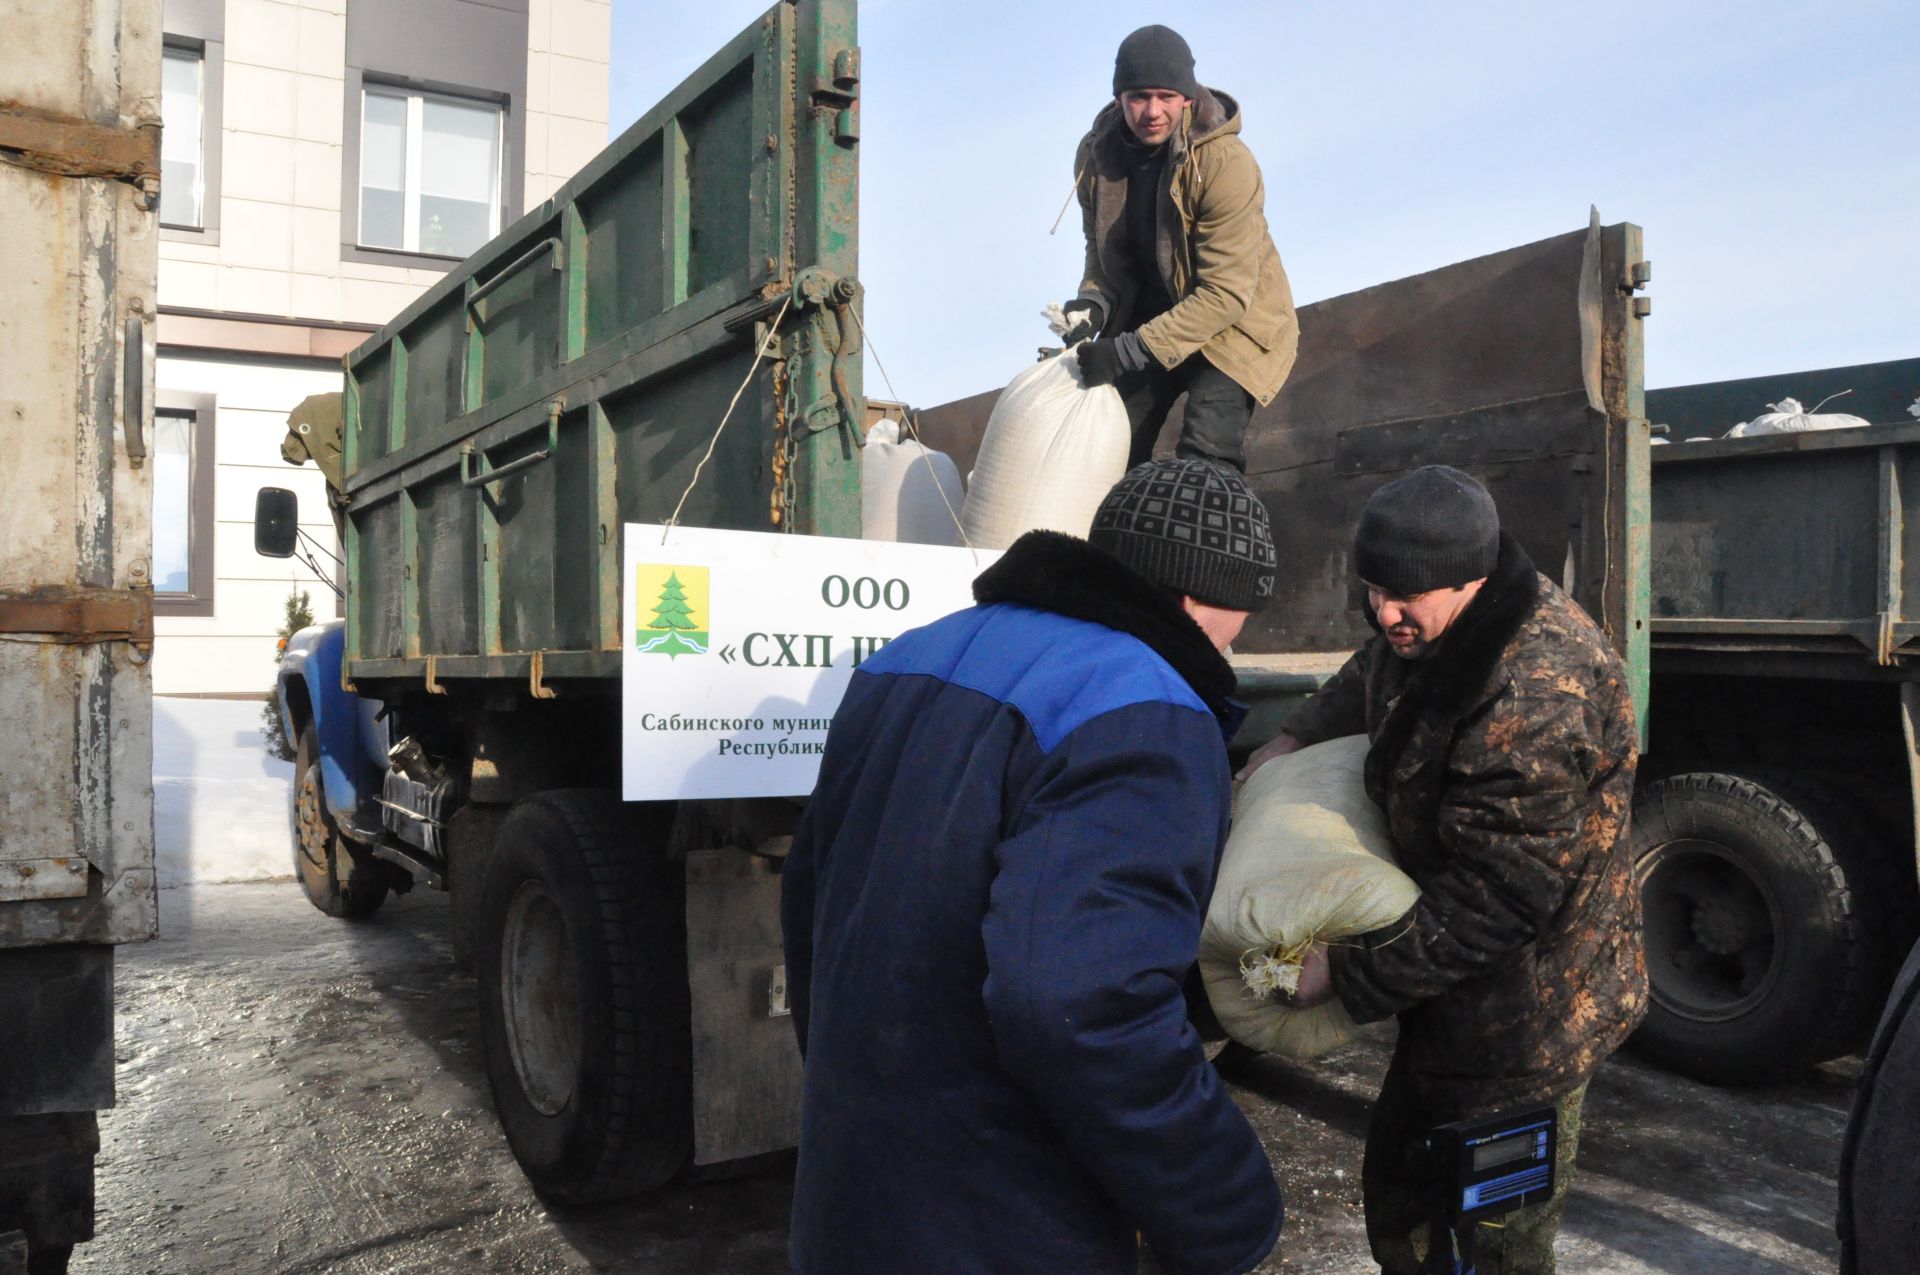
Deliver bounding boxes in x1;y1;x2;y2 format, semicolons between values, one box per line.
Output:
1090;459;1276;613
1112;25;1201;100
1352;465;1501;594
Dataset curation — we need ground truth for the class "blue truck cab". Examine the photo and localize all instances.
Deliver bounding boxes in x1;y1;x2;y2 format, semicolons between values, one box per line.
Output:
276;618;395;906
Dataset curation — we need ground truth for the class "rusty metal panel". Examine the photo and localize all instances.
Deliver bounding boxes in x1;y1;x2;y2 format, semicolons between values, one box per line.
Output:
0;859;92;904
0;589;153;645
683;848;803;1165
0;100;159;184
1650;422;1920;667
0;0;160;951
1239;218;1647;659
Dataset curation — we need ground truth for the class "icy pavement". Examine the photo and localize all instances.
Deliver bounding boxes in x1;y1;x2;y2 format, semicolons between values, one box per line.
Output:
78;881;1846;1273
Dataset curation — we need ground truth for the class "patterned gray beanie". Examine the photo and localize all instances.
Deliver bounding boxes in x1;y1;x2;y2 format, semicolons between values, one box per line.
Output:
1090;459;1276;612
1353;465;1500;594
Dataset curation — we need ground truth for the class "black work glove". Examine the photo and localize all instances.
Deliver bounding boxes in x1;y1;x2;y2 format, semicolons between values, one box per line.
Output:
1075;331;1151;388
1060;298;1103;346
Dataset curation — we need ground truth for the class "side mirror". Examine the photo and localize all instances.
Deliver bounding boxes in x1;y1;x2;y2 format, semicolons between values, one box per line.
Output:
254;487;299;558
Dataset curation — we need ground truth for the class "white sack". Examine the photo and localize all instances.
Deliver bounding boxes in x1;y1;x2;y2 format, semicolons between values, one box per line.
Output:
1725;396;1872;438
862;418;967;547
1200;735;1420;1060
960;352;1131;549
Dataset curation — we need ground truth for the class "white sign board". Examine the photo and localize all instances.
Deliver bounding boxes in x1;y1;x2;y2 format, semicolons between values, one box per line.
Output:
621;524;999;800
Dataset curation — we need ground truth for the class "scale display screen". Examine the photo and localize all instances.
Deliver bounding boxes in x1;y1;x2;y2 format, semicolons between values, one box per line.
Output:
1431;1106;1559;1223
1472;1131;1543;1172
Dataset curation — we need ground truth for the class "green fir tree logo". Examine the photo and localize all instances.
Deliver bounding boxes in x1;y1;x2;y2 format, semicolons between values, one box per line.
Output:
635;566;709;658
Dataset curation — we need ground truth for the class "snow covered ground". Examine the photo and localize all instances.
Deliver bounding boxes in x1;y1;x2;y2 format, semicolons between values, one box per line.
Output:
152;697;297;887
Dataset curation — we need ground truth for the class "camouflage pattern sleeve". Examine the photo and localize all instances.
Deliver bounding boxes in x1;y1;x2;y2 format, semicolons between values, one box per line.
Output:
1330;689;1604;1024
1279;649;1370;746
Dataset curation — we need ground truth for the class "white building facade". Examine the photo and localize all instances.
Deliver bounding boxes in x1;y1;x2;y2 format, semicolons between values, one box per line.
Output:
154;0;611;694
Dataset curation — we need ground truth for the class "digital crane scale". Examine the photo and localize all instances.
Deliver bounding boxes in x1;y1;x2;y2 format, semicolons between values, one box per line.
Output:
1422;1104;1559;1274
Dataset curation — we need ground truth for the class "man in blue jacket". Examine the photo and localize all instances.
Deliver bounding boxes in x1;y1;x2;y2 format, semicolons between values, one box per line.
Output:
782;459;1285;1275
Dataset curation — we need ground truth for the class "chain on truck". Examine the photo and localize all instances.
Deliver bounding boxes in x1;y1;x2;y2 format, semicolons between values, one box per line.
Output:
252;0;1920;1209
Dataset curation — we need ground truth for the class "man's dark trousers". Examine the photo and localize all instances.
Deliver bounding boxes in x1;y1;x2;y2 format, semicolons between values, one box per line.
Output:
1115;349;1255;472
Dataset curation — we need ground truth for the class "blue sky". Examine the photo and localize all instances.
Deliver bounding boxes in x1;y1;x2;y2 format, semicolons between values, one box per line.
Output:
609;0;1919;410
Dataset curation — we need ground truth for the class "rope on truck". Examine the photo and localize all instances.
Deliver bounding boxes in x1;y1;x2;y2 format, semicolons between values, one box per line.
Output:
662;293;795;542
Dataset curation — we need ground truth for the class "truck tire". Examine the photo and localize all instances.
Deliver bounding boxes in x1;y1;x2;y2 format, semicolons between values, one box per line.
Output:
476;790;690;1204
1630;771;1895;1082
293;723;388;919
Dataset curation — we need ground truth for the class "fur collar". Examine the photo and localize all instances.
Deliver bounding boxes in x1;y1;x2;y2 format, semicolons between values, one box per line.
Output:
973;531;1239;724
1365;533;1541;790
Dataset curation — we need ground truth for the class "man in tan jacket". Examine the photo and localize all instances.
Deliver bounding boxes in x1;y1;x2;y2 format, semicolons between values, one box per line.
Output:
1065;25;1298;473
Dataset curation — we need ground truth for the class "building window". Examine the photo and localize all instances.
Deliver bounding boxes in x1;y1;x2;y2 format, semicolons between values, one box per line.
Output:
153;392;216;617
358;87;502;259
160;44;206;229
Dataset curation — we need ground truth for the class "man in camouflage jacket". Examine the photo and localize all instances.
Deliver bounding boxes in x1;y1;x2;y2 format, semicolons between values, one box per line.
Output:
1243;466;1647;1274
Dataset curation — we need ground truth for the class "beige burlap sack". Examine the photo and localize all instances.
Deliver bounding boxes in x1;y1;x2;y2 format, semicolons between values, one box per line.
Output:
959;352;1130;549
1200;735;1419;1059
861;418;967;547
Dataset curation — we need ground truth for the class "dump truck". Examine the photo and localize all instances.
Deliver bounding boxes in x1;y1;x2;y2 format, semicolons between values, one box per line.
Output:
0;1;161;1269
259;0;1912;1207
257;0;1671;1202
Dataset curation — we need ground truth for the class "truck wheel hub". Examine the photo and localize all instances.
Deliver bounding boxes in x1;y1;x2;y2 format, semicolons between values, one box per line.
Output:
1639;838;1783;1021
1691;901;1749;956
500;879;583;1118
296;767;332;885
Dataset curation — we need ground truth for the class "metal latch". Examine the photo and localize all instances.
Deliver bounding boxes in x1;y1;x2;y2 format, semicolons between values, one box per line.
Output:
784;267;864;455
768;964;791;1018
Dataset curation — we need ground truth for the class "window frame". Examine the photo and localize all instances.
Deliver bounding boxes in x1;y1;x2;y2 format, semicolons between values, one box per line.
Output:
343;76;511;269
158;34;223;245
152;391;217;618
356;83;505;259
